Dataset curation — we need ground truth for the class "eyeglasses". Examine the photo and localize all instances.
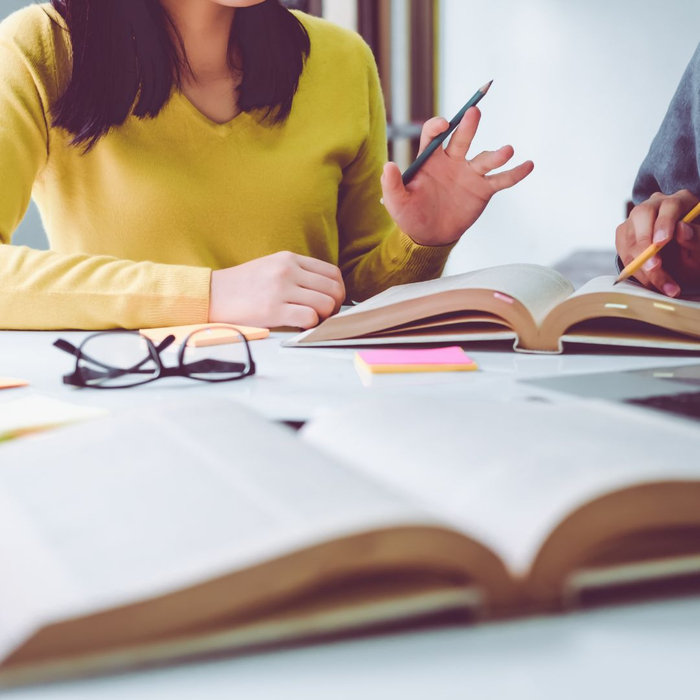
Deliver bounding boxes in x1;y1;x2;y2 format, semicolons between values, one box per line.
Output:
54;326;256;389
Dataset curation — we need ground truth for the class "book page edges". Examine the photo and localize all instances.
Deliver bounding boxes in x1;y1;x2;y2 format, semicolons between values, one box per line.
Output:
539;280;700;351
7;481;698;684
1;525;514;675
524;481;700;606
566;554;700;598
284;290;538;348
284;330;518;349
0;581;483;688
286;273;700;353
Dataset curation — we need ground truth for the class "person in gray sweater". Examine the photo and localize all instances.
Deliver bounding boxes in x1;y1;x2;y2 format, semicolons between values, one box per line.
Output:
616;45;700;297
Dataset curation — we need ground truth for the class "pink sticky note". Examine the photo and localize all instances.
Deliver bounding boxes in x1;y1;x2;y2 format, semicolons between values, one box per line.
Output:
356;347;477;374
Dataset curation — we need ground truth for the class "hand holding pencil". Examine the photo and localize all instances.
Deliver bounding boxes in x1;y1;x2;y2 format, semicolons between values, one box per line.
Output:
615;190;700;296
380;81;534;248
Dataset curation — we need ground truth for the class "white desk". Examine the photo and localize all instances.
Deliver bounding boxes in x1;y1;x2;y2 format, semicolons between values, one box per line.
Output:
1;330;699;699
2;330;699;422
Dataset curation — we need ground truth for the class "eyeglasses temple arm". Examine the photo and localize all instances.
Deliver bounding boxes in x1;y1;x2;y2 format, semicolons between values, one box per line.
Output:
53;338;80;357
155;336;176;353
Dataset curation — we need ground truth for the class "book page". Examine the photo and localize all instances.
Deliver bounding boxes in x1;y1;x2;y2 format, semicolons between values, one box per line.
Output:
0;395;108;441
302;397;700;579
0;399;429;657
568;276;700;308
347;265;572;317
540;276;700;349
292;265;574;344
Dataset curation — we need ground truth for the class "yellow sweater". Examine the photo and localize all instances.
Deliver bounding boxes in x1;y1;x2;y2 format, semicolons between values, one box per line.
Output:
0;4;451;331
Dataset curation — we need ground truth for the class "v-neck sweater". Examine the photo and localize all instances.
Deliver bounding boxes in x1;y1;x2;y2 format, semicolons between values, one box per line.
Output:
0;4;451;330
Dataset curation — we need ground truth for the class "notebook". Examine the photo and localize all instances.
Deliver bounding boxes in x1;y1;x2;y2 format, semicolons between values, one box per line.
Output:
283;264;700;353
1;396;699;686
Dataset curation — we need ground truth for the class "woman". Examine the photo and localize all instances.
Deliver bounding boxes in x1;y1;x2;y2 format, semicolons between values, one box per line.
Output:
0;0;533;331
617;45;700;297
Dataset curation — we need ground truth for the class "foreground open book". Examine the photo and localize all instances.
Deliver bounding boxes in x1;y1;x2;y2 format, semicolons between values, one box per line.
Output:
284;264;700;352
1;396;699;686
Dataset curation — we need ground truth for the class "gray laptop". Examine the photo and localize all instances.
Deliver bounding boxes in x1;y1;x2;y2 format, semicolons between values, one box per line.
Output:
522;364;700;422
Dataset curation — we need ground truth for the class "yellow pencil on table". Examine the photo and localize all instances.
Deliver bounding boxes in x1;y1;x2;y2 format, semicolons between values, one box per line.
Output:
614;201;700;285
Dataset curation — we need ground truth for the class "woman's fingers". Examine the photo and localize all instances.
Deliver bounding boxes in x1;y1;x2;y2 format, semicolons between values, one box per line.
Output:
620;198;684;295
619;234;681;298
287;287;337;323
626;201;657;252
281;303;320;330
617;191;700;295
671;221;700;284
417;117;450;156
381;162;409;207
291;254;345;314
295;253;343;283
470;146;514;176
444;107;480;161
676;221;700;251
296;269;346;314
618;216;680;296
638;255;682;297
288;253;345;313
654;195;688;246
487;160;534;192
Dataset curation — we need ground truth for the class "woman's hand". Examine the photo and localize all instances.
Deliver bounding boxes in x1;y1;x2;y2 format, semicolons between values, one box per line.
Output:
380;107;534;247
209;251;345;329
615;190;700;297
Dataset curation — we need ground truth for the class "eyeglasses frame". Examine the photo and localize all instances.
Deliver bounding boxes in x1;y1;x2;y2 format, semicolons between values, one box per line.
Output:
54;325;257;389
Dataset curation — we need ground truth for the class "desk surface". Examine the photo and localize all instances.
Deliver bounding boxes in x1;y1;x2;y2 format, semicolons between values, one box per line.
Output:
1;330;699;698
2;329;699;422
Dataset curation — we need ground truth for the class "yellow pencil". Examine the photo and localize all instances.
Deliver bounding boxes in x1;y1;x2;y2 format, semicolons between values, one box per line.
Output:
615;201;700;284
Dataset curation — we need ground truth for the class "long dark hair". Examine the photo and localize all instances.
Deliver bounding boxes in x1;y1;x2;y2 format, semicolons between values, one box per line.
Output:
49;0;310;150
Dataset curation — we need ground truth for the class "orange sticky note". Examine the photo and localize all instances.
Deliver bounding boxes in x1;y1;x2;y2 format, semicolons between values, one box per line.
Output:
355;347;478;374
139;324;269;348
0;377;29;390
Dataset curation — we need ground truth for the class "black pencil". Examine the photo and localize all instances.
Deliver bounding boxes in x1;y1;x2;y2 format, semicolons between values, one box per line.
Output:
401;80;494;186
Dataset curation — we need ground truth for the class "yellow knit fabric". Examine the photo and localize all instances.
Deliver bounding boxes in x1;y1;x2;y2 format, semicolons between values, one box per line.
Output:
0;4;451;330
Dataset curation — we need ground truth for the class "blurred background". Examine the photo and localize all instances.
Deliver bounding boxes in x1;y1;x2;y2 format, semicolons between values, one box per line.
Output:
5;0;700;275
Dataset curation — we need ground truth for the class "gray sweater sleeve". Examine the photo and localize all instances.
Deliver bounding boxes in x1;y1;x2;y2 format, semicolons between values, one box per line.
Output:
633;44;700;205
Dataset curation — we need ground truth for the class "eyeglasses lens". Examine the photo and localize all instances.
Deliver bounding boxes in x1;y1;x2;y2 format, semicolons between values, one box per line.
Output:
181;327;251;381
78;332;159;388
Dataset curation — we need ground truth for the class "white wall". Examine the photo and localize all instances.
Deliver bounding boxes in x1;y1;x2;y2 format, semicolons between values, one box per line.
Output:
440;0;700;274
321;0;357;30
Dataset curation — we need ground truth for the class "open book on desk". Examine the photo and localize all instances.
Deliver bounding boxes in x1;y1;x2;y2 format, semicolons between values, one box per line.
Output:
283;264;700;353
1;397;699;686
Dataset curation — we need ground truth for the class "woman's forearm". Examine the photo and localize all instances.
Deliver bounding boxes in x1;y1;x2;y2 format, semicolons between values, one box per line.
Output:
0;244;210;330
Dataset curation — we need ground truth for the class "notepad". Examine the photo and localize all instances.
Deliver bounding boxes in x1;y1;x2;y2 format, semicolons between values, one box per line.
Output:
139;324;269;348
354;347;478;374
0;377;29;391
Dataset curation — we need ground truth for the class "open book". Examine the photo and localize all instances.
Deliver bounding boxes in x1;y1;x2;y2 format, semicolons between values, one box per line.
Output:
1;396;699;686
0;395;108;442
283;264;700;353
